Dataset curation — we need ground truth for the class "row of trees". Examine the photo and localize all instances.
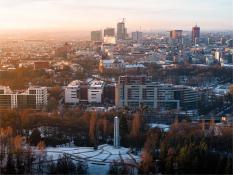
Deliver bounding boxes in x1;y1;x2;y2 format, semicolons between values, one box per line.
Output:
0;109;146;149
0;126;88;174
146;63;233;86
0;127;39;174
0;67;53;89
1;107;232;174
47;155;88;174
139;121;233;174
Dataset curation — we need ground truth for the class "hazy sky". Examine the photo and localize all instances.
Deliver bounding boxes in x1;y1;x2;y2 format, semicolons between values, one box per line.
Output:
0;0;232;31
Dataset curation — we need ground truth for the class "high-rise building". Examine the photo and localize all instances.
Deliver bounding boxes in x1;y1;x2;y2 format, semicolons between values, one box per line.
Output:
91;30;102;41
192;25;200;44
0;86;47;109
117;19;127;40
170;30;183;40
104;28;115;37
132;31;143;41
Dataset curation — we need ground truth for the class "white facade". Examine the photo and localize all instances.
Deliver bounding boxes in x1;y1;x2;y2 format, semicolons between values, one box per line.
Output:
88;81;104;103
65;80;82;104
215;51;221;61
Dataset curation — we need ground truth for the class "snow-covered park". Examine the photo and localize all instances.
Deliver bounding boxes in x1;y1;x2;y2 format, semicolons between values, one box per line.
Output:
41;144;140;174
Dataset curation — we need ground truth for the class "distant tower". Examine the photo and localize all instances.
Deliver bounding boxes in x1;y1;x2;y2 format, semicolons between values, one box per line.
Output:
132;31;143;42
192;25;200;44
104;28;115;37
91;30;102;41
170;30;183;40
114;116;120;148
117;18;127;40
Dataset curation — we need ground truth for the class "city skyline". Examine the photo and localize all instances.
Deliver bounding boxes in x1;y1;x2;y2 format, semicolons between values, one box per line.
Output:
0;0;232;32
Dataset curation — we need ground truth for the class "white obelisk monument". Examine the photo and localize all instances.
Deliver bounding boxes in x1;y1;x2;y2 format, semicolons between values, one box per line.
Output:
114;116;120;148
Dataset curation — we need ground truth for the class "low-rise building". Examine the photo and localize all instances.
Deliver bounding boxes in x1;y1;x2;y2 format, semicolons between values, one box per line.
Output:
115;75;198;111
88;80;104;103
65;80;105;104
65;80;83;104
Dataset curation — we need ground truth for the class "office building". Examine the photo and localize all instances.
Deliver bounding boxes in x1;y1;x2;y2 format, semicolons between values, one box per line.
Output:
91;30;102;41
117;19;127;40
157;84;198;111
170;30;183;40
192;25;200;44
115;75;158;108
88;80;104;103
104;28;115;37
115;75;198;111
65;80;106;104
0;86;47;109
65;80;88;104
132;31;143;42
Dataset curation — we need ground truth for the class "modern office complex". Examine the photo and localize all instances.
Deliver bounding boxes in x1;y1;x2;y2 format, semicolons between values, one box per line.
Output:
115;75;158;108
65;80;105;104
115;75;198;111
64;80;88;104
0;86;47;109
157;84;199;111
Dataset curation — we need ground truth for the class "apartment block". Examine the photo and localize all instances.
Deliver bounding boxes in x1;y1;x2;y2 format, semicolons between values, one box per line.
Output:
0;86;47;109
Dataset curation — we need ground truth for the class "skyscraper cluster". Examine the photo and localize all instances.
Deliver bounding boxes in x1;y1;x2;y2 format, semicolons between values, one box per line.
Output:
91;19;132;43
169;25;201;45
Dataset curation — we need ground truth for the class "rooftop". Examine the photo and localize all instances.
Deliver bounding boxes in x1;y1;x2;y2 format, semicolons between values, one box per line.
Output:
89;80;104;88
43;144;140;175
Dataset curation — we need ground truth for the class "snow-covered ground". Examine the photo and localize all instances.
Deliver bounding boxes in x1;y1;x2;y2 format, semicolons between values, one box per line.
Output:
149;123;170;132
42;144;140;174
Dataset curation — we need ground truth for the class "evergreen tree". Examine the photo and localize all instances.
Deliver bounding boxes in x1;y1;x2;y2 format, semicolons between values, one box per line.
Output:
29;129;41;146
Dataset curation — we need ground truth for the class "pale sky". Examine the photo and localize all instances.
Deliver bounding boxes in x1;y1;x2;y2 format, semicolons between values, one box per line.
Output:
0;0;232;31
